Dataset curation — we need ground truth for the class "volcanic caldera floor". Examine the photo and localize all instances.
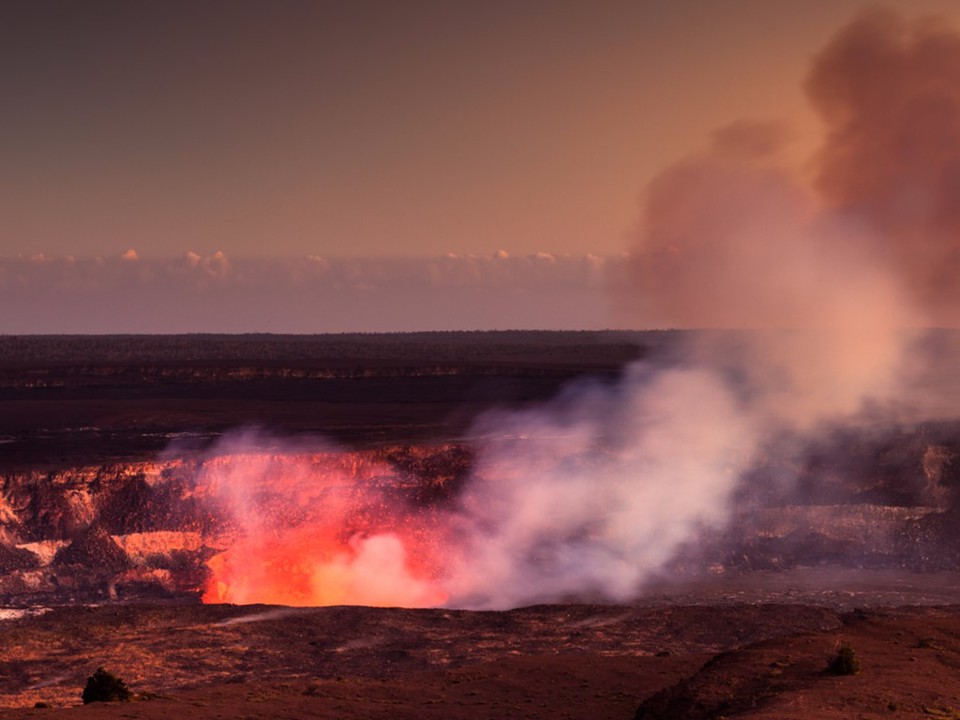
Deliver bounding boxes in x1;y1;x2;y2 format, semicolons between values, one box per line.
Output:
0;574;957;719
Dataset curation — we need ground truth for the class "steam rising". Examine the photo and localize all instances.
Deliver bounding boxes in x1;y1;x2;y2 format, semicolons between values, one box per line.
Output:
197;439;447;608
622;8;960;420
194;9;960;609
446;367;755;607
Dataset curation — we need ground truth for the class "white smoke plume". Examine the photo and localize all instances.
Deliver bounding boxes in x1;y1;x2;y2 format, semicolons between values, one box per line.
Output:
187;9;960;610
445;366;755;607
440;8;960;607
441;10;957;607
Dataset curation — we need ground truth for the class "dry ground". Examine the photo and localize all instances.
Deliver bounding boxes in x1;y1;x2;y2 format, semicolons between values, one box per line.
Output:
0;599;953;718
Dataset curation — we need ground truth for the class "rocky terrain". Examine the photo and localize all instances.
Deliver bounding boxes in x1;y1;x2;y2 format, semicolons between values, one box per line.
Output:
0;446;477;605
3;332;960;717
0;596;956;716
0;331;650;469
0;426;958;606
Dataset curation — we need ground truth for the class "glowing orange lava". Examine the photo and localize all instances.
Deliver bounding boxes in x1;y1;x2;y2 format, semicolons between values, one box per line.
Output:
197;452;449;607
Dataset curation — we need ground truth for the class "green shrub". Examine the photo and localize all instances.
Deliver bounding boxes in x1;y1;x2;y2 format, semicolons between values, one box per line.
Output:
81;667;132;704
828;644;861;676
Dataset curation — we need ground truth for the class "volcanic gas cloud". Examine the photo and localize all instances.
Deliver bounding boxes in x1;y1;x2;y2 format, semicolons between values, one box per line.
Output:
198;365;754;610
196;444;448;607
199;9;960;609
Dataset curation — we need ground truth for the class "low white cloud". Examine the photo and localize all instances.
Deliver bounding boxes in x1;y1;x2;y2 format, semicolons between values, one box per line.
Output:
0;253;623;333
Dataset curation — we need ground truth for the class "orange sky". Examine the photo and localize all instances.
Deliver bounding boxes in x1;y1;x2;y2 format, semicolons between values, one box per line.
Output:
2;0;957;262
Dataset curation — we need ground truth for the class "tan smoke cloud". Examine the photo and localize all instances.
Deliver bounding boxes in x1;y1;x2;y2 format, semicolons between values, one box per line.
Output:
627;7;960;328
626;115;919;333
617;8;960;424
808;8;960;322
626;127;813;329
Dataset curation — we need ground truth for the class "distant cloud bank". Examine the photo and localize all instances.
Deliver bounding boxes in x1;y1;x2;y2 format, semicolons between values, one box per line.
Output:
1;252;624;333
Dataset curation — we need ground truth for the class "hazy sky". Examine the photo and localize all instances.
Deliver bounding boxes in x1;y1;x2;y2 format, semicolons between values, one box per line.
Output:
5;1;960;332
1;0;955;261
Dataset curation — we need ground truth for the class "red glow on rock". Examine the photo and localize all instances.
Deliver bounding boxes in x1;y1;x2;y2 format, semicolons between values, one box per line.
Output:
197;452;448;608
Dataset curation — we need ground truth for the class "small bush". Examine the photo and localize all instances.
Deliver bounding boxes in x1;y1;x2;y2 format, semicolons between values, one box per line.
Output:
828;644;861;676
82;667;132;704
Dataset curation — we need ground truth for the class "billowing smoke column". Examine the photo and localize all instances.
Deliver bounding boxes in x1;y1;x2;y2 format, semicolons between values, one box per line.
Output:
810;8;960;321
197;368;757;610
624;128;915;426
445;366;755;607
633;5;960;329
197;9;960;609
625;7;960;422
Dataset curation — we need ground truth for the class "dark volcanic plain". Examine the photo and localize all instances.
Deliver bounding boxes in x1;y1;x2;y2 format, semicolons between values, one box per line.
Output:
0;332;650;469
3;331;960;719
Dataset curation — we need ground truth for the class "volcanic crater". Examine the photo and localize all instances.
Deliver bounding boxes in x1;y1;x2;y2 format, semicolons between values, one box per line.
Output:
2;332;960;718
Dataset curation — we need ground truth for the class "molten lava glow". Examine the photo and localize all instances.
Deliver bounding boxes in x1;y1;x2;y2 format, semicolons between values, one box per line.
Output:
198;452;448;608
203;531;446;607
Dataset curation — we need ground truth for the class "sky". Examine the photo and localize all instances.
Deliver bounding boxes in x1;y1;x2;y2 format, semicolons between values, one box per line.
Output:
3;0;960;332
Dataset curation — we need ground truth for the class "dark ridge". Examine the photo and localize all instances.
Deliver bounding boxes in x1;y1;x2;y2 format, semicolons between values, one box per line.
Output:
96;474;219;535
0;542;39;573
52;527;131;572
0;330;673;367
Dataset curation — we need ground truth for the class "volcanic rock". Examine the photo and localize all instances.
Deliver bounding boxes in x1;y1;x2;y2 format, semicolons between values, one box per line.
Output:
52;527;131;573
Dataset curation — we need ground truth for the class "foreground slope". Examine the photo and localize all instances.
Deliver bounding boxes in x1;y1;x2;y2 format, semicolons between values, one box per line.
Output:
0;602;956;718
